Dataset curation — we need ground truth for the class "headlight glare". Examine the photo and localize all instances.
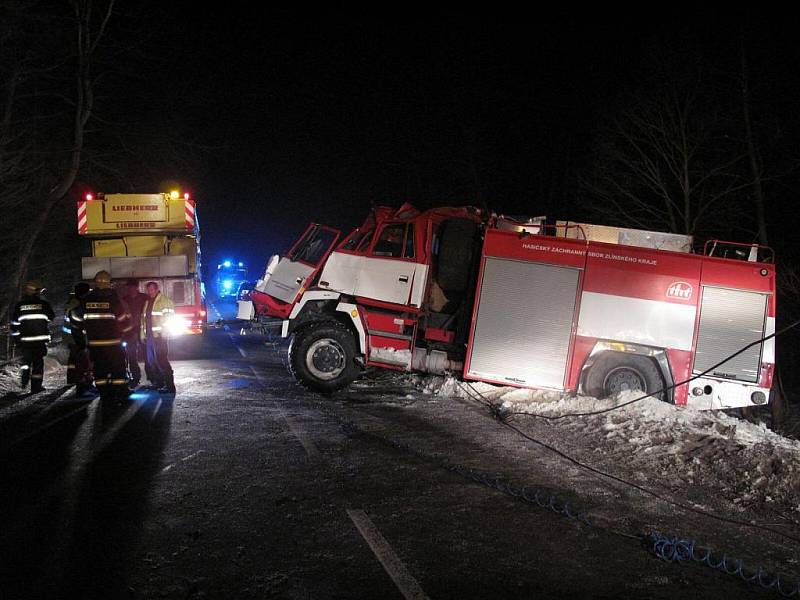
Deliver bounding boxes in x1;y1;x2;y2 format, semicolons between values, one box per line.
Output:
164;315;191;337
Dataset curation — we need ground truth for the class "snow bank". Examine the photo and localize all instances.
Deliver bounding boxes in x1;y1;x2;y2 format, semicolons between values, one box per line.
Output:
425;375;800;514
0;355;67;396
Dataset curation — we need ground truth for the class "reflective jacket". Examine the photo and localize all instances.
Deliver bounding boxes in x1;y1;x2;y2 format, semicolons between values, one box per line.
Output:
63;295;87;348
77;288;132;348
10;294;55;346
142;292;175;339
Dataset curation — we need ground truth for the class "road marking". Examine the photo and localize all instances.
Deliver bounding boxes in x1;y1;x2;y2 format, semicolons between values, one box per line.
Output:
161;449;205;473
282;412;321;459
347;509;430;600
249;365;320;459
226;331;248;357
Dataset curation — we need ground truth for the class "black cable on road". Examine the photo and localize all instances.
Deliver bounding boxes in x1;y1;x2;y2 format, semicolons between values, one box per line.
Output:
451;316;800;544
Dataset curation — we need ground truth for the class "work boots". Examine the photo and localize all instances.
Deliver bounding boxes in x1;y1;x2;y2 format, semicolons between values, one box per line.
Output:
20;366;30;388
158;374;176;395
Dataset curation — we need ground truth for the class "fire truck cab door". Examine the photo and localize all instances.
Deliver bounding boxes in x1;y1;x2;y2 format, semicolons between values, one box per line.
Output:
354;259;420;306
353;222;423;307
263;224;341;304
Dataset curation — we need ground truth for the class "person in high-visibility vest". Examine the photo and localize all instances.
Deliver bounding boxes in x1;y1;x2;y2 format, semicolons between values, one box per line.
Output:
142;281;176;394
10;280;54;394
77;271;132;401
63;281;95;397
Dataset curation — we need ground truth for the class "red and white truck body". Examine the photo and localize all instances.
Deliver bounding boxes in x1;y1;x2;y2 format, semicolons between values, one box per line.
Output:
249;204;775;409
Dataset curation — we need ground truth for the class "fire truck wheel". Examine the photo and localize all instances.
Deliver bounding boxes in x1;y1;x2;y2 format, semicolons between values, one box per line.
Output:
584;353;665;401
288;321;359;393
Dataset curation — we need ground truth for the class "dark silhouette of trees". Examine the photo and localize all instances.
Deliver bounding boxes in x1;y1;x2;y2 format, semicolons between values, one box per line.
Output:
0;1;115;319
580;41;753;240
580;31;800;427
0;1;202;320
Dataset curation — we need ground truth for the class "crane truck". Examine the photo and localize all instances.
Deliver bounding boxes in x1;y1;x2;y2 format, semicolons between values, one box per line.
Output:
77;191;207;335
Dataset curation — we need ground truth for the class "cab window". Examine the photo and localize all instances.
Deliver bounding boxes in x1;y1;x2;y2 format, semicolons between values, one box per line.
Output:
339;228;373;252
372;223;414;259
291;227;337;264
171;281;186;304
357;231;374;252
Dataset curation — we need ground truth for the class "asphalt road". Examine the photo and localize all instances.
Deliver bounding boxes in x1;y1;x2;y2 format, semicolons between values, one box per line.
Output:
0;302;786;599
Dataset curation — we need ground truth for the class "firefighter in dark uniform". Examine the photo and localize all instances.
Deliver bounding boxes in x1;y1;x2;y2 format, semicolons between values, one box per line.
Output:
64;282;94;397
78;271;132;400
10;280;55;394
122;279;148;387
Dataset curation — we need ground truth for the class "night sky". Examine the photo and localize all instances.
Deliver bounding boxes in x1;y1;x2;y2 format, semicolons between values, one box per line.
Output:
122;8;797;279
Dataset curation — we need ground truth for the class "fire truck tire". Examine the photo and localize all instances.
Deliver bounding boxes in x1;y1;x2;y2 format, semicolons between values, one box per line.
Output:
437;219;478;293
584;353;665;401
288;321;359;393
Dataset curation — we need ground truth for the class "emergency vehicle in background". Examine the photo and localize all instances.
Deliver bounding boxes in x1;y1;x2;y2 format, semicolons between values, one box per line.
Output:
215;260;248;299
245;203;776;410
77;191;207;335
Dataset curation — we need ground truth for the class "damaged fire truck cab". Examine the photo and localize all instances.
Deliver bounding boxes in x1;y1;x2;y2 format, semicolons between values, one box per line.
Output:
250;204;775;411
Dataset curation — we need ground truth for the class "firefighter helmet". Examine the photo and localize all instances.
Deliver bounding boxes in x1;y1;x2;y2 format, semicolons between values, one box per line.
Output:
93;270;112;288
23;279;43;294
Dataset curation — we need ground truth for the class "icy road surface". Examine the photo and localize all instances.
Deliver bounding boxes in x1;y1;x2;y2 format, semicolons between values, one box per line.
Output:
0;304;798;599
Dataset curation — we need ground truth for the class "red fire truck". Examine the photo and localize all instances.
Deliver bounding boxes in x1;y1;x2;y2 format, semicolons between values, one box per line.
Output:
248;204;775;410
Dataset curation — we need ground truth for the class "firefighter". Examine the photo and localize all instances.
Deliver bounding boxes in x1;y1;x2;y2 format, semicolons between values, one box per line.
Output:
142;281;176;394
122;279;148;387
63;282;95;397
79;271;132;401
10;280;55;394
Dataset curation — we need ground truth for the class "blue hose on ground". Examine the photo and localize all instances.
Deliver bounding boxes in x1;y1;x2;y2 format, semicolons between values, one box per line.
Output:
646;532;799;597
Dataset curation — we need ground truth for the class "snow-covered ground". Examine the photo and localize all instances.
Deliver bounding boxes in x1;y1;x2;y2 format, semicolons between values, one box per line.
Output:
0;351;68;397
418;375;800;519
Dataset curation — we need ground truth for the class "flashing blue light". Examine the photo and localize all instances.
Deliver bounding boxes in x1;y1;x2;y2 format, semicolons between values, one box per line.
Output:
238;262;243;267
223;279;233;290
128;392;149;401
223;260;232;267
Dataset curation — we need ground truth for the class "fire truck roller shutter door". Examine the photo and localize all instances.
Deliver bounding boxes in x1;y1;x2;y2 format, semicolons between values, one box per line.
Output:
583;352;666;401
467;258;580;389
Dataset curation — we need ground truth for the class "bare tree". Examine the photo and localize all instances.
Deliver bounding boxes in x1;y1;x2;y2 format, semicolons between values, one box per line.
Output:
0;1;118;321
580;40;757;240
580;36;798;429
7;1;115;305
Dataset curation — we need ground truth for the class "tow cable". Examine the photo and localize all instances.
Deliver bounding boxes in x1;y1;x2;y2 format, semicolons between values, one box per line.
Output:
445;321;800;596
336;413;800;597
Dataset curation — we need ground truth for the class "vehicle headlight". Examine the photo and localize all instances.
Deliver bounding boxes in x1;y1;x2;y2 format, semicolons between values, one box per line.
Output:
223;280;233;290
164;315;191;337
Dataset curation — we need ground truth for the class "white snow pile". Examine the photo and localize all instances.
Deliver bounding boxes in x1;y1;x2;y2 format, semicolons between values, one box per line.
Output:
0;356;67;397
425;375;800;515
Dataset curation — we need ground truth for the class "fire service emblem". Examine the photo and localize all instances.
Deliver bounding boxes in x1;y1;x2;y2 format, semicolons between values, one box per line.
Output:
666;281;693;299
